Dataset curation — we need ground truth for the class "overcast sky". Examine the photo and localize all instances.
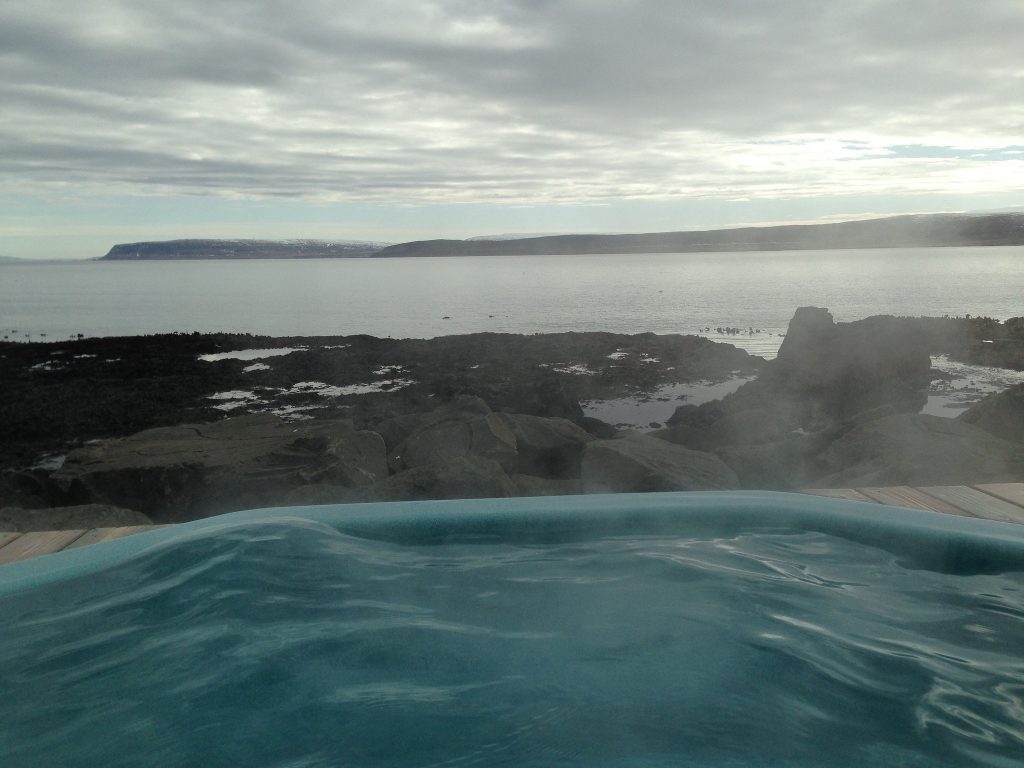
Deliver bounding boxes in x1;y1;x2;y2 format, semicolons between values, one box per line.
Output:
2;0;1022;258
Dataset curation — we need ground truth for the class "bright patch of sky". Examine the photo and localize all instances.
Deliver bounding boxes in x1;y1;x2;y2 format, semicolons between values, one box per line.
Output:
1;0;1022;258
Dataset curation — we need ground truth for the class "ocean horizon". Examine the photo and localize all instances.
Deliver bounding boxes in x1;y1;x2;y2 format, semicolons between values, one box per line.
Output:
2;246;1022;358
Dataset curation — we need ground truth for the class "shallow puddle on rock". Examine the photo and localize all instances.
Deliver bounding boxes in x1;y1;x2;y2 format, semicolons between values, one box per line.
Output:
922;355;1024;418
582;376;755;430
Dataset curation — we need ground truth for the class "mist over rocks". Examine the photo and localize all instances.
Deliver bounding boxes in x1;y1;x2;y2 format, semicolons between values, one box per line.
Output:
656;307;1023;489
3;309;1024;526
958;383;1024;443
816;414;1024;488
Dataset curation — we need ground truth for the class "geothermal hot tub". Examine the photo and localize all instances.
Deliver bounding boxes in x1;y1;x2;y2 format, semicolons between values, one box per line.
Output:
1;492;1022;767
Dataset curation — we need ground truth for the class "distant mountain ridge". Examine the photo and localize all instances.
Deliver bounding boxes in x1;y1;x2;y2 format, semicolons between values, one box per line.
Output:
99;213;1024;261
374;213;1024;257
101;239;391;260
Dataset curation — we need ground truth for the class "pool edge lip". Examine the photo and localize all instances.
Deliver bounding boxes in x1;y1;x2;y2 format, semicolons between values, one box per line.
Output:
2;490;1024;597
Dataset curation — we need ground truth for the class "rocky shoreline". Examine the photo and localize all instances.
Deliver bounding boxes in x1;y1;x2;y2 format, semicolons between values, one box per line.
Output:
2;309;1023;530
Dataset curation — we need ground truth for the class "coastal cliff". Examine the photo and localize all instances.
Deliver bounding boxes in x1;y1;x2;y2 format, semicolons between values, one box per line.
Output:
98;213;1024;261
101;239;390;260
374;212;1024;257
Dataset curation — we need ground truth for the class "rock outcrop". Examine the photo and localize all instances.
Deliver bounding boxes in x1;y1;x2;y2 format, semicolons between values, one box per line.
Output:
958;383;1024;444
382;397;594;478
581;432;739;493
51;414;389;522
492;412;594;477
656;308;934;488
388;406;518;472
815;414;1024;487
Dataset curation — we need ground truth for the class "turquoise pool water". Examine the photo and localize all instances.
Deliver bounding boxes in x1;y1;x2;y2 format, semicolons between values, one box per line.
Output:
1;492;1022;767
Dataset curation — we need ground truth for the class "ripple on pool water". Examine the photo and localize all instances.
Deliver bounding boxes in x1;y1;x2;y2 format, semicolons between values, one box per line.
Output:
0;520;1022;768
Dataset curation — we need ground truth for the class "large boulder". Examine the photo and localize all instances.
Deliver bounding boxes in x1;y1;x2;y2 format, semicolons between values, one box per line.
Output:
384;398;594;480
389;411;517;471
958;383;1024;443
715;435;821;490
286;457;520;504
666;308;932;440
358;457;517;501
659;406;786;451
581;432;739;493
51;414;389;521
764;308;931;425
0;504;152;532
374;395;493;452
0;470;50;509
511;474;584;497
493;413;594;478
815;413;1024;487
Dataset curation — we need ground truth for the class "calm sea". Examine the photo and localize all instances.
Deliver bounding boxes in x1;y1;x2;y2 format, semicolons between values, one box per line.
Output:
2;247;1022;357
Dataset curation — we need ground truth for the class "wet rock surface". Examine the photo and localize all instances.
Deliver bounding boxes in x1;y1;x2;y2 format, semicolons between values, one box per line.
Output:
0;330;757;469
2;312;1023;527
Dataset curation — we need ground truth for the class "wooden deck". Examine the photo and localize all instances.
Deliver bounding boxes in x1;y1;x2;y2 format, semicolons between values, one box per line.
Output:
2;484;1023;567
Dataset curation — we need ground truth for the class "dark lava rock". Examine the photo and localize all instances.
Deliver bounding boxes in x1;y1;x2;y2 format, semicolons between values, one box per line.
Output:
958;383;1024;443
511;474;584;497
659;407;787;451
657;307;934;487
581;417;619;439
814;413;1024;487
51;414;388;522
493;413;594;478
715;435;821;490
581;432;739;493
356;457;517;502
282;484;356;506
0;504;152;532
389;409;518;472
748;307;931;427
669;308;930;438
0;470;51;509
2;330;760;475
383;397;594;480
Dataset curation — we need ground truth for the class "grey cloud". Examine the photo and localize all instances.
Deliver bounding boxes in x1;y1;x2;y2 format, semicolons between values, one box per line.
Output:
2;0;1022;204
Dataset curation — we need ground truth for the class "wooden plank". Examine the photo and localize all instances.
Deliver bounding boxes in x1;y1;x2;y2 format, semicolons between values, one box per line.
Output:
918;486;1024;525
0;531;24;550
65;526;155;550
0;530;88;565
974;483;1024;509
857;486;976;517
800;488;877;503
